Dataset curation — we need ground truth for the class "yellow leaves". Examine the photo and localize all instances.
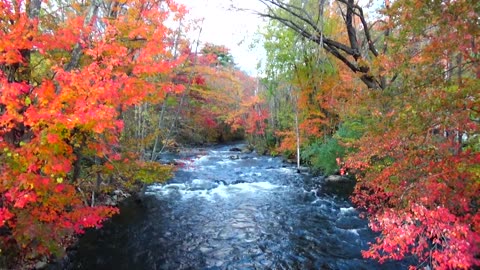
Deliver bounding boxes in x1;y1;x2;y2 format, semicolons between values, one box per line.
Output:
24;96;31;106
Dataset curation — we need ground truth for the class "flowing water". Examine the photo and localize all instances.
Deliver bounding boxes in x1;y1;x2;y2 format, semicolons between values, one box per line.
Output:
61;144;411;269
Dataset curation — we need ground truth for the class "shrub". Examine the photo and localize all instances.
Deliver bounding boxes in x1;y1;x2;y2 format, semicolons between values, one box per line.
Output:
302;138;345;175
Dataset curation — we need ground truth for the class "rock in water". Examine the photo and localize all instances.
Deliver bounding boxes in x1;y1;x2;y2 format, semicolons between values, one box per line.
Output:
320;175;356;197
241;148;253;154
325;175;353;183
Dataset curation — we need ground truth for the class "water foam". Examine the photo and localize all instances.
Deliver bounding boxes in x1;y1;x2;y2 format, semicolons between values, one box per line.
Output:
148;181;283;201
339;207;356;214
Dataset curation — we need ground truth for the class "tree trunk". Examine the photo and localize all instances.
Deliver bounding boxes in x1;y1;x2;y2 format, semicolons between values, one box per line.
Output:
64;0;101;71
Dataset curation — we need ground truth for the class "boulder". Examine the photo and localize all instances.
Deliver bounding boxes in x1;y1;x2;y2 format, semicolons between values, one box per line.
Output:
285;158;296;164
114;189;130;198
241;148;253;154
229;147;242;152
189;179;219;191
104;196;117;206
35;259;48;269
319;175;356;197
297;167;310;174
324;175;354;184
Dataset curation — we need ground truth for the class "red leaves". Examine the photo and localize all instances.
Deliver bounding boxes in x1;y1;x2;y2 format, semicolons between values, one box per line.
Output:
67;206;119;234
245;106;269;136
193;75;206;86
5;189;38;209
203;116;217;129
363;204;480;270
347;111;480;269
0;0;186;264
13;192;37;208
0;208;14;225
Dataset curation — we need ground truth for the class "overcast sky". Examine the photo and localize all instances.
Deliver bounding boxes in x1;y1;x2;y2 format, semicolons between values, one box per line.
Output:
176;0;266;75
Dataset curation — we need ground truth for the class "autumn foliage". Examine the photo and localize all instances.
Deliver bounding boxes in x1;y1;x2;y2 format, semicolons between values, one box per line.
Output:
343;1;480;268
168;43;266;144
259;0;479;269
0;0;186;266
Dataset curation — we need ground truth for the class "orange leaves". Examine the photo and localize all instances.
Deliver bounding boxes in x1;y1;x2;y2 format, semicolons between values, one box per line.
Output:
39;16;85;52
276;130;296;153
0;79;30;122
0;10;40;64
162;83;185;95
0;0;187;264
32;80;55;107
371;54;396;77
240;95;269;136
299;118;326;137
171;44;261;141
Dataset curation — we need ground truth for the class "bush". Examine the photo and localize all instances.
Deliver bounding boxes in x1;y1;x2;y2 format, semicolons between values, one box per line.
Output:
335;120;364;143
302;138;345;175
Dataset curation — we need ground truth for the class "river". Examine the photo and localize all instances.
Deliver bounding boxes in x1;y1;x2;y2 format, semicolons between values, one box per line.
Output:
58;143;411;269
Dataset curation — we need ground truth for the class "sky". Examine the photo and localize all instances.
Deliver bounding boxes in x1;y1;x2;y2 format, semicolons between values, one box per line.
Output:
176;0;267;76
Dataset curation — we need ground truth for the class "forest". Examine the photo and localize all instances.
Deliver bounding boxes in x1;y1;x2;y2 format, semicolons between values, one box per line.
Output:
0;0;478;269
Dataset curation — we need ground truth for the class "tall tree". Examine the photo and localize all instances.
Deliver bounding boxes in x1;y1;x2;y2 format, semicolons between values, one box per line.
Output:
336;1;479;268
258;1;355;172
255;0;480;268
255;0;391;89
0;0;185;266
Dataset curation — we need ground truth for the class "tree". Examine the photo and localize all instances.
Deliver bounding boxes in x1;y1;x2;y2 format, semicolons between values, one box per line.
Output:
340;0;480;268
0;0;185;266
255;0;391;89
256;0;480;268
201;43;236;68
258;1;356;170
178;44;259;144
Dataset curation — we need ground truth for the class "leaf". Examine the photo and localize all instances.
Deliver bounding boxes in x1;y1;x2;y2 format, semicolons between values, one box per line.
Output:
24;96;31;106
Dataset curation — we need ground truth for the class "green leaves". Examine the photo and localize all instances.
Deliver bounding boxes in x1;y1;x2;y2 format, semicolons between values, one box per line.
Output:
258;0;480;268
302;138;346;175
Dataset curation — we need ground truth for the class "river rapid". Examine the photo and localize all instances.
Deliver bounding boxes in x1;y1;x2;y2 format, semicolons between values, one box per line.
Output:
59;143;411;270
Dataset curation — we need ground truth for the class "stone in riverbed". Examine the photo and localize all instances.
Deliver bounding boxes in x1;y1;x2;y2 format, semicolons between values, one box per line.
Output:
35;260;48;269
318;175;356;197
324;175;354;183
189;179;218;191
241;148;253;154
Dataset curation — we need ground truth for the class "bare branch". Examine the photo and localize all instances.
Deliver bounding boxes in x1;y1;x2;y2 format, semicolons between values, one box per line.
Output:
255;0;384;89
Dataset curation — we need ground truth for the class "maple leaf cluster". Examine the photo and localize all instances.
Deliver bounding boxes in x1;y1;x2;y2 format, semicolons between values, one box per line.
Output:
0;0;186;266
